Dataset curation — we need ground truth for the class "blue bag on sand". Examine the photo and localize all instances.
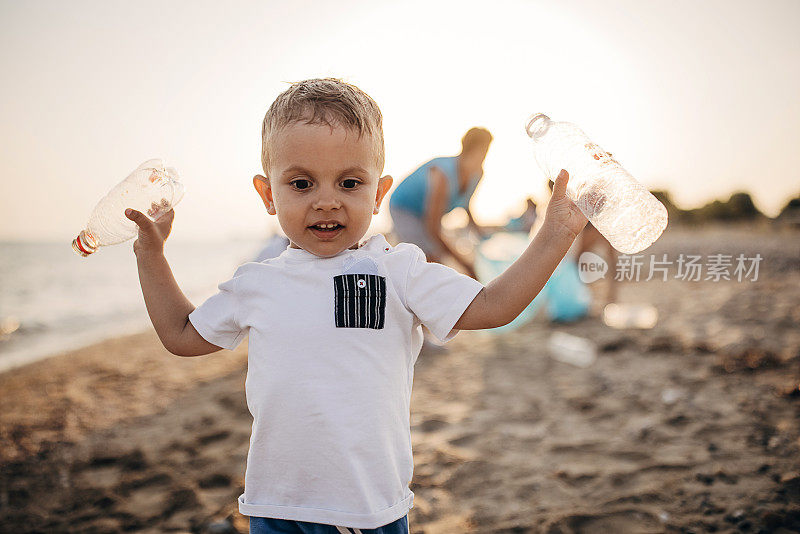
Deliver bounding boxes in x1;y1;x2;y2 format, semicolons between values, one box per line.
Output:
544;259;591;322
474;232;590;332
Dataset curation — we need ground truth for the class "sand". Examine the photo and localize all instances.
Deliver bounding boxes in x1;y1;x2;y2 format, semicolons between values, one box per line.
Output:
1;225;799;533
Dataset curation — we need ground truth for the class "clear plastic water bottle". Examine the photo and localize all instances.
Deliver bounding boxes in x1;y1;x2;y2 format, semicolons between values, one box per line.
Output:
72;159;184;256
547;331;597;368
602;303;658;329
526;113;668;253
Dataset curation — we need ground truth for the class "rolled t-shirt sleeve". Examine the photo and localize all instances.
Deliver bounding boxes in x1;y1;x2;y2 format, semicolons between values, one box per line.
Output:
401;244;484;343
188;267;247;350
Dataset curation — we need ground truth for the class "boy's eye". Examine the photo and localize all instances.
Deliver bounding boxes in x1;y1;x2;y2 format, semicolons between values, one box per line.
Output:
291;179;311;190
341;178;360;189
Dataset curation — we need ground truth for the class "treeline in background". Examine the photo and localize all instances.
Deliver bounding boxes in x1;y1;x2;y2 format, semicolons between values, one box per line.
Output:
651;190;800;227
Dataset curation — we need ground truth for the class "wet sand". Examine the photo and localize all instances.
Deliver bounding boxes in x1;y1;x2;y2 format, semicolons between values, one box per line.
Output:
1;225;799;533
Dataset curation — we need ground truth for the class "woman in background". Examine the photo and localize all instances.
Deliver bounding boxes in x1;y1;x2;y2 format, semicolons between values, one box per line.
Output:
389;127;493;279
505;197;538;233
546;179;618;313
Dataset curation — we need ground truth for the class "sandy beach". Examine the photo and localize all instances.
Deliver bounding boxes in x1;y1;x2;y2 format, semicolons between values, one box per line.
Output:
1;225;799;533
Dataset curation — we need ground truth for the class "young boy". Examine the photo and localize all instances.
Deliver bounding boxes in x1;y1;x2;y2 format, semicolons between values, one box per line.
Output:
126;78;587;533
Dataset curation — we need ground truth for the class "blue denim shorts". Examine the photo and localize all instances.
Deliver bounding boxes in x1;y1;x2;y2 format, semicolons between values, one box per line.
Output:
249;515;409;534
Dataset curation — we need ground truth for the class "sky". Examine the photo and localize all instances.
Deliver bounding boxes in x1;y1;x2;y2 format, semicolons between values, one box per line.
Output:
1;0;798;242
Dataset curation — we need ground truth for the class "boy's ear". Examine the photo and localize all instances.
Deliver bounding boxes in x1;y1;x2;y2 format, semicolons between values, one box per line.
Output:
374;175;393;214
253;175;277;215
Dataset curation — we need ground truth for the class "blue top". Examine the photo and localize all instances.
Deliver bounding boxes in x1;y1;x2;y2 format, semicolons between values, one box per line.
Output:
389;156;481;217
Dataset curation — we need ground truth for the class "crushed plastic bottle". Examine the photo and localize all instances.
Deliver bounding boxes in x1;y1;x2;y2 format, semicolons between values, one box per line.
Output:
660;388;686;405
548;331;597;368
72;159;184;256
602;303;658;329
526;113;668;254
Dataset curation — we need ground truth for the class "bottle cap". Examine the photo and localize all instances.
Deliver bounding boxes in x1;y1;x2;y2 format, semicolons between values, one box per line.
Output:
72;230;98;257
525;113;551;140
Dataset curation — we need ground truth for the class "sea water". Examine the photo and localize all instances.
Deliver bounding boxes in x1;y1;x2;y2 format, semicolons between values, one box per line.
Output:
0;238;264;372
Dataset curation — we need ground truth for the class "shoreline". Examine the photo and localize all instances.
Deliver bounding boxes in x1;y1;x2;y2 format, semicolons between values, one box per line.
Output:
0;320;153;375
0;237;265;376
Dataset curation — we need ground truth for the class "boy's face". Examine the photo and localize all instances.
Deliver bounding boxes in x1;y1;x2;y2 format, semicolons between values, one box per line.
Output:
253;121;392;258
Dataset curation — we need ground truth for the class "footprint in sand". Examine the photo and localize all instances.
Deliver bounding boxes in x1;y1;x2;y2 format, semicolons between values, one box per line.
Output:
216;392;247;412
115;471;173;495
74;449;149;495
113;471;201;523
608;461;697;489
198;473;233;489
448;432;480;447
89;448;148;471
415;418;448;433
602;492;663;507
197;429;231;445
76;463;124;490
608;450;653;463
554;469;599;487
546;509;663;533
549;442;604;454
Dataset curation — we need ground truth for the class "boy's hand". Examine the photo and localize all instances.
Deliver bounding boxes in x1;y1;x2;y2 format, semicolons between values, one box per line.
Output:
454;169;588;330
543;169;588;239
125;206;174;255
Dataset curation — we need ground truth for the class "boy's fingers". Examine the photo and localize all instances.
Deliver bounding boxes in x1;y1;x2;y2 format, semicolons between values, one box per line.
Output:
125;208;153;229
552;169;569;199
154;208;175;224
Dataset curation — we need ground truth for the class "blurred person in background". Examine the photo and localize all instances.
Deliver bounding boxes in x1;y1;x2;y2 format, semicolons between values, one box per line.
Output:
576;222;617;305
546;179;617;309
389;127;493;279
505;197;538;233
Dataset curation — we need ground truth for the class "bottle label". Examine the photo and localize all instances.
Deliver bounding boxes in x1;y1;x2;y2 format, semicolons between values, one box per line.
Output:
148;169;168;186
585;143;617;166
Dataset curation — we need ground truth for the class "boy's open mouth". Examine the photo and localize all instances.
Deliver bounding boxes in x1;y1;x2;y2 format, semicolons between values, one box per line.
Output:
308;222;345;239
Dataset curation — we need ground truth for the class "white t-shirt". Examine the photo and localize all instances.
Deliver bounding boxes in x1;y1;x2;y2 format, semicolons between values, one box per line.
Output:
188;234;484;528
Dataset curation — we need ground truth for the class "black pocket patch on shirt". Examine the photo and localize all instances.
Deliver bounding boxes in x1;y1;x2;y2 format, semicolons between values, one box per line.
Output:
333;274;386;329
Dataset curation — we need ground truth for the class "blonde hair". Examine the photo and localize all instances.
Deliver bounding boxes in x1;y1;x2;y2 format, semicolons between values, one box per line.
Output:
461;127;493;153
261;78;385;176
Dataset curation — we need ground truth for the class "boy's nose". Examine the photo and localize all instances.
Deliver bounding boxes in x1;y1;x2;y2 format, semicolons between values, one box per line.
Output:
311;192;341;211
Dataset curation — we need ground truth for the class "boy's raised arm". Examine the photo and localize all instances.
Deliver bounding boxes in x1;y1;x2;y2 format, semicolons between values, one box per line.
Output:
454;170;588;330
126;208;223;357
